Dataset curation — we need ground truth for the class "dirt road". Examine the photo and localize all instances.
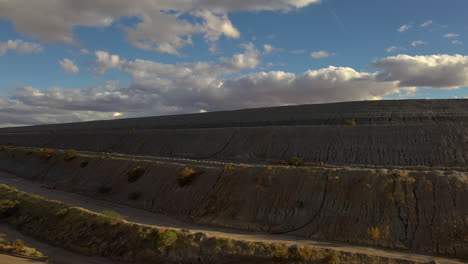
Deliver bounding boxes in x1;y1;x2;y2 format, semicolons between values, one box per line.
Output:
0;172;465;264
0;253;44;264
0;224;117;264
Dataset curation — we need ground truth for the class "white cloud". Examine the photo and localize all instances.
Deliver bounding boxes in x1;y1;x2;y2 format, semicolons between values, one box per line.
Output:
310;50;334;59
263;44;274;54
80;48;90;54
0;39;43;56
3;51;468;126
385;46;404;53
397;24;411;32
0;0;320;55
59;58;79;74
452;40;463;45
290;49;306;54
371;54;468;88
444;33;460;38
420;20;433;27
219;43;261;70
411;40;427;47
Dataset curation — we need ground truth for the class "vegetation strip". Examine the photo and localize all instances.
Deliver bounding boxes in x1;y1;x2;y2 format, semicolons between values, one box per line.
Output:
0;232;47;261
0;184;420;264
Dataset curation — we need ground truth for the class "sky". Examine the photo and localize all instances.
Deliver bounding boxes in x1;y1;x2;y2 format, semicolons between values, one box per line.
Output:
0;0;467;127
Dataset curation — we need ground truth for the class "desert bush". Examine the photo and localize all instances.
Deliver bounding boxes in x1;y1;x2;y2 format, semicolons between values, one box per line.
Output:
271;242;289;260
224;163;233;170
325;250;339;264
368;227;381;241
55;208;69;217
156;230;178;252
12;239;24;252
63;149;78;161
0;233;8;245
345;119;357;126
0;199;18;215
101;210;124;219
80;161;89;168
128;166;145;183
177;167;197;187
288;246;314;261
289;157;304;166
40;149;54;160
128;192;141;200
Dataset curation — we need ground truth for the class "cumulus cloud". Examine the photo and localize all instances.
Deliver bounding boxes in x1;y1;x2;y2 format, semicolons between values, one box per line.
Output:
310;50;334;59
59;58;79;74
2;51;468;126
397;24;411;32
411;40;427;47
420;20;433;27
0;39;43;56
444;33;460;38
371;54;468;88
263;44;274;54
0;0;319;55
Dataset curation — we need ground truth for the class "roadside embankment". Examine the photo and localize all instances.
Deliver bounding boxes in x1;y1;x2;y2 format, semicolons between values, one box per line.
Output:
0;146;466;259
0;184;424;264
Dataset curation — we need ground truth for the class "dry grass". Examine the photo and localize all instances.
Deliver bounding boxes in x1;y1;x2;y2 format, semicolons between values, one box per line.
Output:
127;166;145;183
63;149;78;161
40;148;54;160
177;167;197;187
368;227;381;241
345;119;357;126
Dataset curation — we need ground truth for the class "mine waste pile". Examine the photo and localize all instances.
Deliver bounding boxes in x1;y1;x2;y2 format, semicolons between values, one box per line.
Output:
0;99;466;264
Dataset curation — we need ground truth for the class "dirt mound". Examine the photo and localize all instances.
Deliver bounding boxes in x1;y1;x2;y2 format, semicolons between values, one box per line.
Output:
1;99;467;132
1;99;467;167
0;123;466;167
0;147;466;259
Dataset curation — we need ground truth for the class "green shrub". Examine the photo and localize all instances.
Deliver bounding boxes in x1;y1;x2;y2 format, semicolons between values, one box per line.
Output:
128;166;145;183
177;167;197;187
64;149;78;161
271;242;289;260
55;208;69;217
12;239;24;252
0;233;8;245
40;149;54;160
325;250;340;264
289;157;304;166
0;199;18;215
156;230;178;252
345;119;357;126
101;210;124;219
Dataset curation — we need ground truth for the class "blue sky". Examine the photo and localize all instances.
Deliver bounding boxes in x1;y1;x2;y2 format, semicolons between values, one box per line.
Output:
0;0;467;126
